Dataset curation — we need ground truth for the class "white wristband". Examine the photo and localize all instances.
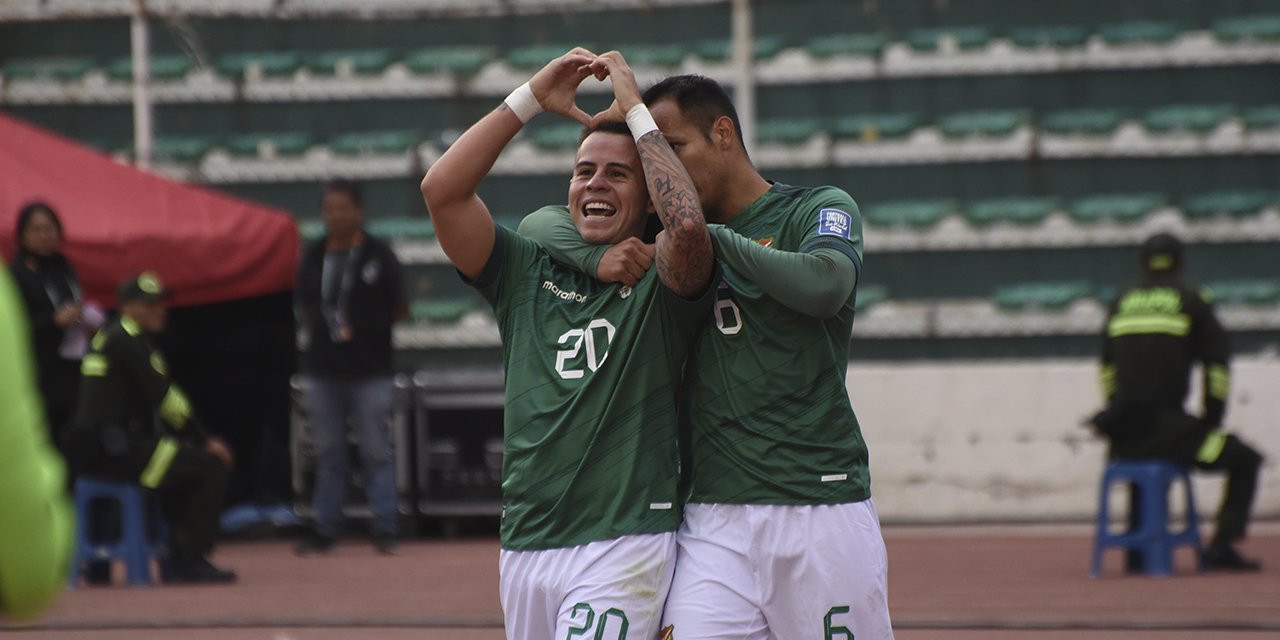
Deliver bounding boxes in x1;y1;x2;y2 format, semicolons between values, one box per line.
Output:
504;83;542;124
625;103;659;142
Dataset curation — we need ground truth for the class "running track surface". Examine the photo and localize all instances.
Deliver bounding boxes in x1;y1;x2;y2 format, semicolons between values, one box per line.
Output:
8;523;1279;639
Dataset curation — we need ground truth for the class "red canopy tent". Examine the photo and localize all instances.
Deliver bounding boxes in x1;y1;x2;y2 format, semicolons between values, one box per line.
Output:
0;113;297;308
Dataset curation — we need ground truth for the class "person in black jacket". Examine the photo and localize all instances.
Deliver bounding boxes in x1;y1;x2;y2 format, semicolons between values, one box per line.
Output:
1092;233;1264;572
293;179;407;556
67;272;237;584
9;203;99;446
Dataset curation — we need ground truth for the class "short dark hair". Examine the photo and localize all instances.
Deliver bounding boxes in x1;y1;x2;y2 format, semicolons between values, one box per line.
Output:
1139;232;1184;273
642;74;745;150
322;179;363;207
16;202;62;242
577;120;633;146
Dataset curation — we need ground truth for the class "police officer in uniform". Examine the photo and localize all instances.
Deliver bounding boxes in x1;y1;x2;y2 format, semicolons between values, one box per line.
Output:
1092;234;1264;572
66;272;236;583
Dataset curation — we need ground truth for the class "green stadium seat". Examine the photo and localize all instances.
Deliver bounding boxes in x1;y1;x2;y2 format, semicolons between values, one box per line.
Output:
854;284;888;313
304;49;394;75
1069;193;1167;224
1212;15;1280;43
410;297;477;324
298;219;326;241
614;44;688;67
1143;104;1235;133
756;118;821;144
1008;25;1090;48
806;33;888;58
1181;190;1277;218
864;199;956;228
505;44;595;70
403;47;495;76
693;35;787;61
906;26;994;51
1204;280;1280;306
106;54;193;80
1243;105;1280;130
994;281;1093;311
225;132;315;157
151;135;219;162
329;130;422;155
3;56;97;81
1041;108;1127;135
938;109;1030;137
966;196;1061;225
829;113;918;141
214;51;302;78
367;217;435;241
530;124;584;151
1097;21;1182;45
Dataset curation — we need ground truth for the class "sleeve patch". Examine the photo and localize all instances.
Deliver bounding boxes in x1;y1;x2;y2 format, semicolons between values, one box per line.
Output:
817;208;853;240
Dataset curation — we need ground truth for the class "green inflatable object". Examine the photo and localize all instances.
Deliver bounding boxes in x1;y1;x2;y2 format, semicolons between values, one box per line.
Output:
0;270;74;622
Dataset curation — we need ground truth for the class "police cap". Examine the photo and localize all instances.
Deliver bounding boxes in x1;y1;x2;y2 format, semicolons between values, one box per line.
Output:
117;271;169;304
1139;233;1184;272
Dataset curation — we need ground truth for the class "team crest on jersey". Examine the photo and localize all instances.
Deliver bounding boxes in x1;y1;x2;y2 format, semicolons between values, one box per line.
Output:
618;285;633;299
817;208;852;240
755;236;774;248
661;625;674;640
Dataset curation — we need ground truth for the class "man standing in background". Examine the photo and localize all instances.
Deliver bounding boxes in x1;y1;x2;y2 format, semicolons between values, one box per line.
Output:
294;179;407;556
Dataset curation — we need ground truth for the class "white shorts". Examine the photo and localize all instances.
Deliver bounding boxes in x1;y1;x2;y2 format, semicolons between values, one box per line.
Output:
499;532;677;640
662;500;894;640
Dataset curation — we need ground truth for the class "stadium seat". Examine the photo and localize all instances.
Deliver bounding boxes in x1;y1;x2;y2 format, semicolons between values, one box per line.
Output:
854;284;888;313
993;281;1092;311
151;135;220;162
906;26;993;51
1143;104;1235;134
1007;25;1090;48
329;130;421;155
1180;190;1276;218
829;113;918;141
805;33;888;58
299;219;326;241
938;110;1030;138
403;46;495;76
614;44;688;67
1097;21;1182;45
1212;14;1280;43
304;49;394;75
693;35;787;61
505;44;596;70
225;132;315;157
1041;108;1127;135
367;217;435;241
1069;193;1167;224
863;199;956;228
106;54;194;80
1242;105;1280;130
1090;460;1202;578
214;51;302;78
2;56;97;81
1205;280;1280;306
965;196;1061;225
756;118;822;145
410;298;477;324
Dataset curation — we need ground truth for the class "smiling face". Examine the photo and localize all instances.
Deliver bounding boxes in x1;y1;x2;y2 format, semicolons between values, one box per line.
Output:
568;130;654;246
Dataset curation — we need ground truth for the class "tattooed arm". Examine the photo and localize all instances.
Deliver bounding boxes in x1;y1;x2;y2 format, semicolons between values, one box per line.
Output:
588;52;714;300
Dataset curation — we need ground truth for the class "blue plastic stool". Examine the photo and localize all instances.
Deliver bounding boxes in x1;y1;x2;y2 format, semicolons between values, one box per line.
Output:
1090;460;1202;578
68;477;166;588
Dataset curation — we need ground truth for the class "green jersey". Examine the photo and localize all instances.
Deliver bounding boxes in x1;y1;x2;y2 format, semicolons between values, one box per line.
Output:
687;183;869;505
470;217;716;551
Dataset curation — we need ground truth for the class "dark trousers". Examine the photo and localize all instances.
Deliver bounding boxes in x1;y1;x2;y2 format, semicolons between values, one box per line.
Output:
74;437;228;565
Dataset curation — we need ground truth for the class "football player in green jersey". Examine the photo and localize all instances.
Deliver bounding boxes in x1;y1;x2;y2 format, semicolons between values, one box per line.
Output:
521;75;894;639
421;51;717;640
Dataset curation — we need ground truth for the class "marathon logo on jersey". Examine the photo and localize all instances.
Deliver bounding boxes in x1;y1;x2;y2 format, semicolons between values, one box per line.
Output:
543;280;587;303
817;208;852;240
